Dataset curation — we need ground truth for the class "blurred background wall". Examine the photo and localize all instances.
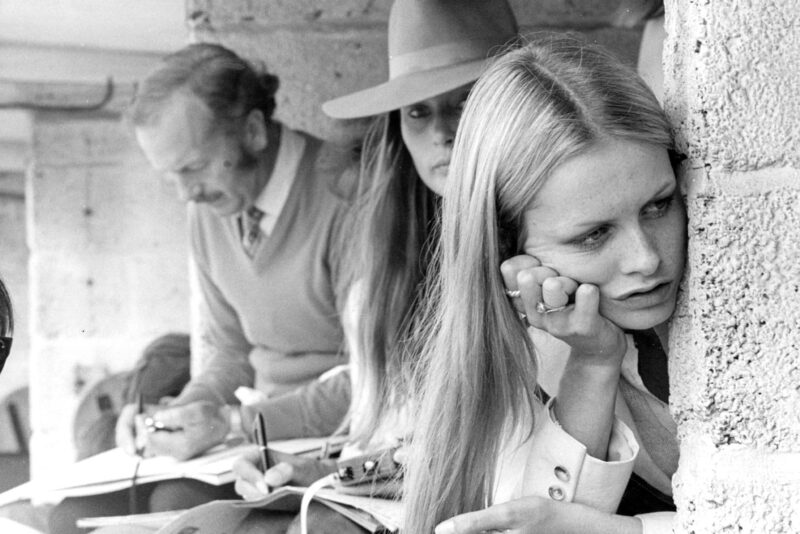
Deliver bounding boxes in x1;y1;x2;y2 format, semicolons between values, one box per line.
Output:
0;0;645;478
0;0;188;476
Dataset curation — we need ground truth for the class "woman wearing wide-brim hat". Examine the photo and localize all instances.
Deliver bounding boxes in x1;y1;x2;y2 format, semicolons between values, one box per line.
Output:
318;0;519;489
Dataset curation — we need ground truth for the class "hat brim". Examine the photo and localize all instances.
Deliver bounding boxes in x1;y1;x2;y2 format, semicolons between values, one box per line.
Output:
322;58;490;119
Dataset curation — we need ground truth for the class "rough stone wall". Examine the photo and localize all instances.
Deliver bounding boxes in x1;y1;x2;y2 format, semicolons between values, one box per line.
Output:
27;112;190;476
187;0;643;143
664;0;800;531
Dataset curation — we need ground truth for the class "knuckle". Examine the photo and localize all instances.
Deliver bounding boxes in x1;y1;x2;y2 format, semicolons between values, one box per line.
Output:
577;283;597;297
562;277;579;291
232;457;248;474
500;260;517;279
517;269;537;288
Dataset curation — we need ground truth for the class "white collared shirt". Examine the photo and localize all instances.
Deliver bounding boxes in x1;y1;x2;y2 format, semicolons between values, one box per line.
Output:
252;125;306;236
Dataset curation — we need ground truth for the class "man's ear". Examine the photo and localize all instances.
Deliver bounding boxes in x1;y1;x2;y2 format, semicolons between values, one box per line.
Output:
243;109;268;152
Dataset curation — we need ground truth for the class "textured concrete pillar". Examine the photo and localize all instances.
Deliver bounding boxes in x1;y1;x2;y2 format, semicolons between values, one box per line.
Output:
664;1;800;531
27;109;190;476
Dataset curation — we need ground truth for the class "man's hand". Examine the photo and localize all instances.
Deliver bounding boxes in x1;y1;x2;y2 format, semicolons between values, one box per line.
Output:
116;400;230;461
434;496;642;534
233;449;337;500
115;401;147;456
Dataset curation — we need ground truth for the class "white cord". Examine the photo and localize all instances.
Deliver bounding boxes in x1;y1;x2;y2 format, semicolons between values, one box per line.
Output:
300;473;338;534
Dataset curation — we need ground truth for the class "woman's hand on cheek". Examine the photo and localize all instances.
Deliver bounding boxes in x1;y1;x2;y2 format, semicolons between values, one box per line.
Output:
434;497;643;534
500;254;541;318
501;255;626;366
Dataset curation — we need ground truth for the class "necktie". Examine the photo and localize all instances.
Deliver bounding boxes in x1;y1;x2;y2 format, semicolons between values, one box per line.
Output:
239;207;264;257
631;329;670;404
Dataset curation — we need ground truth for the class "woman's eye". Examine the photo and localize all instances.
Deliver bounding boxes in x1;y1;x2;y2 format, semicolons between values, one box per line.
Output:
642;195;674;218
406;106;430;119
448;101;466;120
572;226;610;250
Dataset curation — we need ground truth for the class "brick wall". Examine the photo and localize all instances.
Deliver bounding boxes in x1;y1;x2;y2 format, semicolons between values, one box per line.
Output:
665;0;800;531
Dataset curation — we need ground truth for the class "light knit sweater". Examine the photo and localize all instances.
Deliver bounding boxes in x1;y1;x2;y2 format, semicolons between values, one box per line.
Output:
178;129;356;405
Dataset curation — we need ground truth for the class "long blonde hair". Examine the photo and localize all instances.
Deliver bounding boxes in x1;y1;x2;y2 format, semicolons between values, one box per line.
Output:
403;35;673;532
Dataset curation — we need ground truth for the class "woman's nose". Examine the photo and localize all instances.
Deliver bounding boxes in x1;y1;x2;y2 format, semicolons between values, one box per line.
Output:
621;228;661;276
431;113;456;147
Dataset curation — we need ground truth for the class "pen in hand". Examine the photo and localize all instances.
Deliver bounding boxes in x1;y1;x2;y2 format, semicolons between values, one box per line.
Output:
253;412;271;476
134;393;145;457
130;393;144;515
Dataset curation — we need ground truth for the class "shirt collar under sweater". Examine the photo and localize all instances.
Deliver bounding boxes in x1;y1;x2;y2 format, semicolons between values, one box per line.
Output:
252;124;306;236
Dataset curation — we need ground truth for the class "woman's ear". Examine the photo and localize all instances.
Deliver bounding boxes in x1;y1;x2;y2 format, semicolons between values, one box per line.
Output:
243;109;268;153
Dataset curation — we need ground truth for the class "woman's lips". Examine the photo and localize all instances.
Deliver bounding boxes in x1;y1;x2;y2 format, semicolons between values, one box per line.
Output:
432;160;450;173
616;281;673;308
618;282;672;308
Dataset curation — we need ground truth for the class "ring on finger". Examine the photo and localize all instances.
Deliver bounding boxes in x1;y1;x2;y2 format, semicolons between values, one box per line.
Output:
536;301;568;314
505;289;521;298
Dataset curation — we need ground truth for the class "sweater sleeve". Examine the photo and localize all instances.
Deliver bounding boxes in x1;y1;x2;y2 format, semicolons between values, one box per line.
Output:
519;398;639;513
241;365;351;440
176;210;254;406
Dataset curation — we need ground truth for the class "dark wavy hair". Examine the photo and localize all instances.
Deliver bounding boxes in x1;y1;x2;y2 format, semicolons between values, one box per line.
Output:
0;278;13;375
335;109;440;447
0;278;12;338
127;43;280;133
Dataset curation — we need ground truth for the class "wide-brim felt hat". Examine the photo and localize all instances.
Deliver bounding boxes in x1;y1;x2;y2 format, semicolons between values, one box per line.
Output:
323;0;518;119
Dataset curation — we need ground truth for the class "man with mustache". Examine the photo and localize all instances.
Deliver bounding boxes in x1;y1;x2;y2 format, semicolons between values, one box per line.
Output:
119;42;353;460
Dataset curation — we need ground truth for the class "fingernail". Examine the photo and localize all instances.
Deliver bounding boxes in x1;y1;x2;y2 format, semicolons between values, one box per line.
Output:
263;471;281;487
435;521;454;534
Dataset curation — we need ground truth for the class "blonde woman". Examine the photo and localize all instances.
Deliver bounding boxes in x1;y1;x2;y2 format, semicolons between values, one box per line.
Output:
405;36;684;534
